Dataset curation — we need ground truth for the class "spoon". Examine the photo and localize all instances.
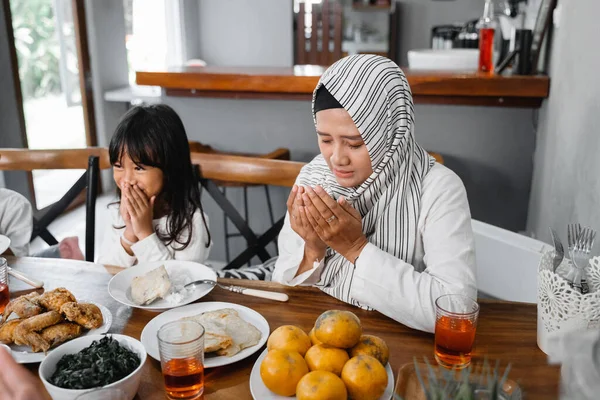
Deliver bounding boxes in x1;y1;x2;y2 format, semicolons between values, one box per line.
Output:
185;279;289;302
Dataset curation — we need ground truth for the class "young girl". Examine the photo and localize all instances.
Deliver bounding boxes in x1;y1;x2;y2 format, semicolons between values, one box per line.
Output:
97;104;211;267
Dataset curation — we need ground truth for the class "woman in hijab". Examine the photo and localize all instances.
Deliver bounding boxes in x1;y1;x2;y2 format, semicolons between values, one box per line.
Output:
272;55;476;333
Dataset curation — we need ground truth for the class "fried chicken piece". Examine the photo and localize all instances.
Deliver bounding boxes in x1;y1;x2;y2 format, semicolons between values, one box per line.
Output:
0;319;23;344
1;292;43;323
13;311;62;353
60;302;103;329
40;322;83;349
38;288;77;312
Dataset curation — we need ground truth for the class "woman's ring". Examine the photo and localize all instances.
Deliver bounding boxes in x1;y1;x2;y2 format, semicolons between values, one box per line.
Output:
326;215;336;223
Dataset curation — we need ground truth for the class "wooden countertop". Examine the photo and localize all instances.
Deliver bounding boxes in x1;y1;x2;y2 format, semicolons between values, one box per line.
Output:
9;257;559;399
136;65;550;108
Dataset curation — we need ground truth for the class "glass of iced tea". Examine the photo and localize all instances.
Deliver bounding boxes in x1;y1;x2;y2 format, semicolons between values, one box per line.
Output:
0;258;9;313
434;294;479;369
158;320;205;400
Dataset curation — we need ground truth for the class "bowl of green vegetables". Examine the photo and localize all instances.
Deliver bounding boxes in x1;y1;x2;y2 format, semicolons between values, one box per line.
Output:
39;334;146;400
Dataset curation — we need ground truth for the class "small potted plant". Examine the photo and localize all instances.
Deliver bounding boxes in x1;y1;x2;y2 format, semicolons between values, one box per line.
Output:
394;357;521;400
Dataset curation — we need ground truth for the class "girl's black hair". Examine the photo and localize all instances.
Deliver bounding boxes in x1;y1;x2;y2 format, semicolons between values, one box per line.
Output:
109;104;211;250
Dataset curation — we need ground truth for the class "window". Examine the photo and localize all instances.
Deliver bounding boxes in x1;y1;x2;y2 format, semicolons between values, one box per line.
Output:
123;0;186;84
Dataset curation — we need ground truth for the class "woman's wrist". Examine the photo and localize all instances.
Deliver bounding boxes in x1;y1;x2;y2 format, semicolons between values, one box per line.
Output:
304;245;326;262
343;237;369;264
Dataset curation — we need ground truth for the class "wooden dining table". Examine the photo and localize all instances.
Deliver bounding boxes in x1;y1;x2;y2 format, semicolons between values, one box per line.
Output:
4;257;559;399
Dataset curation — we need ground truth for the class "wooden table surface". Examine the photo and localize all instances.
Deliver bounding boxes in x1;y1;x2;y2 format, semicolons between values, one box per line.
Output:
136;65;551;108
5;257;559;399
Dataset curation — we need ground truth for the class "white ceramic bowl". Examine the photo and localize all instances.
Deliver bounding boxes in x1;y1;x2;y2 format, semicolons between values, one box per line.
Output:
39;334;147;400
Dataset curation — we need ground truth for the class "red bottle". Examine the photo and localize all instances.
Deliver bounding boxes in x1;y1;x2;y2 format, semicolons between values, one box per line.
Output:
477;0;496;74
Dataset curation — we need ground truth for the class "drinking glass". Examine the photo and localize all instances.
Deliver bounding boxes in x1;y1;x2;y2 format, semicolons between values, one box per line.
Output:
434;294;479;369
158;320;205;400
0;258;10;313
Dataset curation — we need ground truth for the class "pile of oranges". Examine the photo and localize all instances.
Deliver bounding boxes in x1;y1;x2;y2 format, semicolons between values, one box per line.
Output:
260;310;390;400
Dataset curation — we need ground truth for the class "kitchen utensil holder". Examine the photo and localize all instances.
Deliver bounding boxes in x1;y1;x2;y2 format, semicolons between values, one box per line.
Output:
538;250;600;354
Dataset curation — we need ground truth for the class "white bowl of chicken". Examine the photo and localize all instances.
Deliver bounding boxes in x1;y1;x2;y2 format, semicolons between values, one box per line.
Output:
38;334;146;400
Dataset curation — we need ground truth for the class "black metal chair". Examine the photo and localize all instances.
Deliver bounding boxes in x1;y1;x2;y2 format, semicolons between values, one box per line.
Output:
188;142;290;265
31;156;100;262
194;164;286;271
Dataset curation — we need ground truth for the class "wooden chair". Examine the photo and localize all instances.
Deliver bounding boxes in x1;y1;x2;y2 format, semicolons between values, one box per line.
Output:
190;152;304;270
189;141;290;265
0;148;110;262
429;151;444;164
296;0;343;65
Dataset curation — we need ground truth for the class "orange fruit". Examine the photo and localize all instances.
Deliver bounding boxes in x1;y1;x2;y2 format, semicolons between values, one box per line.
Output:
314;310;362;348
341;355;388;400
267;325;312;356
308;327;322;346
304;344;349;376
260;349;309;396
296;371;348;400
349;334;390;366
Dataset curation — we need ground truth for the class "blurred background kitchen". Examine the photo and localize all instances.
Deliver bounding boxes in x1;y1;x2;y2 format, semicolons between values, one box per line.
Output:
1;0;596;268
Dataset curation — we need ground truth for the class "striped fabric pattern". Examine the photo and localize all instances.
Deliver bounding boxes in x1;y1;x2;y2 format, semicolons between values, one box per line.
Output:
297;54;435;309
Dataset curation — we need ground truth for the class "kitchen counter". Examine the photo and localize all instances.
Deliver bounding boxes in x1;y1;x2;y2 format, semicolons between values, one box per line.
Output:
136;65;550;108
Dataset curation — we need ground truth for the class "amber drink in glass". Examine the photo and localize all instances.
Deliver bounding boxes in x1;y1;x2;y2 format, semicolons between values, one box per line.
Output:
158;320;205;400
434;294;479;369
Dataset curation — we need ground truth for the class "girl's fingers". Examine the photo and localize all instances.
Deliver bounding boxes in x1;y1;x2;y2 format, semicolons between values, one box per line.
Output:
129;185;147;209
126;201;137;218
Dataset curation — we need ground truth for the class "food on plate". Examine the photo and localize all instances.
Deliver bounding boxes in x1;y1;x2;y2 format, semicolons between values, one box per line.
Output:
261;309;390;399
304;344;349;376
296;371;348;400
260;349;308;396
267;325;311;357
49;336;140;390
1;292;42;323
314;310;362;349
38;288;77;312
182;308;261;357
13;311;63;352
130;265;172;305
308;327;322;346
349;334;390;366
0;288;105;352
0;319;22;343
341;355;388;400
60;302;104;329
41;322;83;348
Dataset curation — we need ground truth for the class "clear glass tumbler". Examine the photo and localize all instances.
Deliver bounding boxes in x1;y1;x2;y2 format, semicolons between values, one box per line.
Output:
434;294;479;369
158;320;205;400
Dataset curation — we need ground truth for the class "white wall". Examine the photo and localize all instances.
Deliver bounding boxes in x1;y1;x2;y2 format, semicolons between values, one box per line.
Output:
197;0;293;67
527;0;600;241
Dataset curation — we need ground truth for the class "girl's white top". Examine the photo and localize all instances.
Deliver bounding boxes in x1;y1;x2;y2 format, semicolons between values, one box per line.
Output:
96;204;211;267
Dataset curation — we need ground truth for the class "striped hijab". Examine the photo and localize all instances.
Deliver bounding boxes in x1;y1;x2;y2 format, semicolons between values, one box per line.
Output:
297;54;435;308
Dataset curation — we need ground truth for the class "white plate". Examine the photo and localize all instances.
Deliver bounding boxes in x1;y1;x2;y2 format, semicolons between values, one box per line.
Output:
249;349;395;400
141;301;269;368
108;260;217;312
0;235;10;255
8;301;113;364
